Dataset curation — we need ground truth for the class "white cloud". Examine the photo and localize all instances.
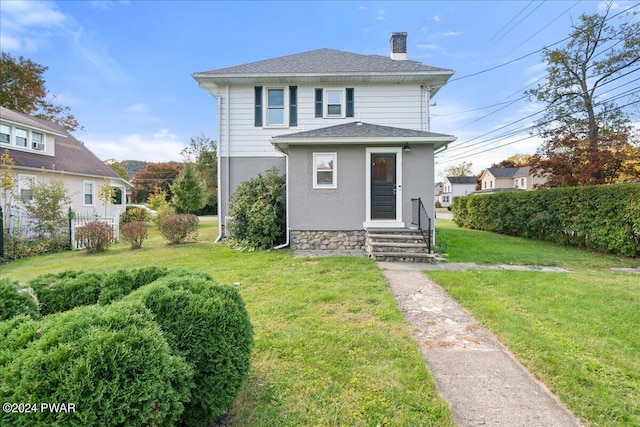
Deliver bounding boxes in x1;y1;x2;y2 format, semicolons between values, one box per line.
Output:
71;27;130;84
417;44;440;50
0;1;66;51
375;9;385;21
83;129;183;162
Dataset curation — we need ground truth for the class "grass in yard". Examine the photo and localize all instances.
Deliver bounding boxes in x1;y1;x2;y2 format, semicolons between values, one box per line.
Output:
436;219;637;270
429;220;640;426
3;220;455;426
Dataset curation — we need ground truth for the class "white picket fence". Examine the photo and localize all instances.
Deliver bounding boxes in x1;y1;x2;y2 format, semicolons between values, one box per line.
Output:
71;211;120;250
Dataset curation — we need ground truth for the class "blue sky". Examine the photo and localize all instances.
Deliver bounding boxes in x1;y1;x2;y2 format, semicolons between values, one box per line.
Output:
1;0;638;177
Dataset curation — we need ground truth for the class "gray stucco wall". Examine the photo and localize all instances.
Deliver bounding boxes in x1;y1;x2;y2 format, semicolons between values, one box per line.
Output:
219;156;286;222
288;145;366;230
401;144;435;223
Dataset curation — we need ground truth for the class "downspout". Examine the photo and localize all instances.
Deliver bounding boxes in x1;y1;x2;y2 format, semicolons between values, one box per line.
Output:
214;85;230;243
225;85;231;241
273;145;290;249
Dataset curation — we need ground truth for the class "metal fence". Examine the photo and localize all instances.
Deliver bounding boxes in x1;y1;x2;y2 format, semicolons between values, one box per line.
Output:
411;197;432;253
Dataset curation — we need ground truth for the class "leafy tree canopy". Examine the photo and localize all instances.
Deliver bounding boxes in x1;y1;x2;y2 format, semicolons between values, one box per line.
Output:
0;52;80;131
443;161;473;177
131;162;182;203
526;5;640;187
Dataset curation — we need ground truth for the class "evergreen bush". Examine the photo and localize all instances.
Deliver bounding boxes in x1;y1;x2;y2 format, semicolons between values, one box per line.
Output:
126;274;253;426
0;302;192;427
0;279;39;320
29;271;104;316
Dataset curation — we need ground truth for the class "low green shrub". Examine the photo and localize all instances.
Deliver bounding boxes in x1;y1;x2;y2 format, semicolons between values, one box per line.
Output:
158;214;199;244
120;221;147;249
0;301;192;427
119;206;151;225
453;183;640;257
2;234;70;260
75;221;114;253
126;273;253;426
29;271;103;316
0;279;39;320
98;266;169;305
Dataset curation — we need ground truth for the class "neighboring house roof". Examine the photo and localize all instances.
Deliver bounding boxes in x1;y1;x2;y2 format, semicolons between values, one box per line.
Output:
271;122;456;151
1;107;126;183
193;48;454;93
446;176;477;184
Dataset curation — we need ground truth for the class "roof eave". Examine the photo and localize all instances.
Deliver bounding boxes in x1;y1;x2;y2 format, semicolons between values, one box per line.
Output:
271;135;456;151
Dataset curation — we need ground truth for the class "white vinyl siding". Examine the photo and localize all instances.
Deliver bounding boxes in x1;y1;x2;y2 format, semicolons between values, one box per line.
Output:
220;84;426;158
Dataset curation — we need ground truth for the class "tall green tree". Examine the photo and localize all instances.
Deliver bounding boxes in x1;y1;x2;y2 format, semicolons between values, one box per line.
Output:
170;163;206;214
526;5;640;186
181;133;217;214
0;52;80;131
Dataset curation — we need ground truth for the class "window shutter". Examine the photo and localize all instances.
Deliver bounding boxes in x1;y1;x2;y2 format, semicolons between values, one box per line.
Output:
254;86;263;127
289;86;297;127
346;88;354;118
315;88;323;118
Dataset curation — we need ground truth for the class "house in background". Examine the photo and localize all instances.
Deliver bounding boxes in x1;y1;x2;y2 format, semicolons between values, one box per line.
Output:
194;33;456;259
478;167;546;192
439;176;477;207
434;181;444;204
0;106;130;222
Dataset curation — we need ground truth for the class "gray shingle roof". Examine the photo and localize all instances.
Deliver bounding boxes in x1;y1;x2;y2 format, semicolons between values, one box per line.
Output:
272;121;454;140
447;176;477;184
196;48;452;75
1;107;123;180
487;167;531;178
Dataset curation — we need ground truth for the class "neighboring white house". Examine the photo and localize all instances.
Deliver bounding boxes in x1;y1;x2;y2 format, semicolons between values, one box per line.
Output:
0;106;130;225
193;32;457;250
478;167;546;192
439;176;477;207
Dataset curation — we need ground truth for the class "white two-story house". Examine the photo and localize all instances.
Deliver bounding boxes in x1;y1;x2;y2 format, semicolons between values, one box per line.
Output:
439;176;477;207
193;33;456;251
0;106;130;224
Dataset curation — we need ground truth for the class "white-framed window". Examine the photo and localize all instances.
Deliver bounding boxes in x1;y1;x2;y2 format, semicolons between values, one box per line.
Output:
31;131;44;150
326;90;343;117
18;174;36;201
521;178;525;188
15;128;28;147
84;181;95;205
267;88;285;126
313;152;337;189
0;124;10;144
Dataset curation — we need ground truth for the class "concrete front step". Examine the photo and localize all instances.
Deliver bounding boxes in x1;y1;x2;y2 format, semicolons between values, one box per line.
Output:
369;252;439;263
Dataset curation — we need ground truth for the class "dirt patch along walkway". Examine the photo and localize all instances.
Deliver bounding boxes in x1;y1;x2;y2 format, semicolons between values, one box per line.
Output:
378;263;581;427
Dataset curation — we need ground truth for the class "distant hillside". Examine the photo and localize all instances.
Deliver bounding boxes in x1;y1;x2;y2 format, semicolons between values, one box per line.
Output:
120;160;149;177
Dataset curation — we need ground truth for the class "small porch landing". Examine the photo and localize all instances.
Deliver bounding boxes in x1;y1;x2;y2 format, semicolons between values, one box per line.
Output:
365;228;440;263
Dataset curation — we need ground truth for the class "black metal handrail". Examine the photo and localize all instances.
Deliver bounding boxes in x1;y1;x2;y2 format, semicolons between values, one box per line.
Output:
411;198;432;253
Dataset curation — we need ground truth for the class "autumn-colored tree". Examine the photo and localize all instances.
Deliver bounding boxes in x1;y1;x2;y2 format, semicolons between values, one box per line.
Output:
443;161;473;177
0;52;80;131
526;6;640;186
491;154;532;168
131;162;182;203
1;149;15;224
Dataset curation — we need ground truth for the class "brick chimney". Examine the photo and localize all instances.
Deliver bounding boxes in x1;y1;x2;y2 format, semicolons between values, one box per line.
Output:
390;32;407;60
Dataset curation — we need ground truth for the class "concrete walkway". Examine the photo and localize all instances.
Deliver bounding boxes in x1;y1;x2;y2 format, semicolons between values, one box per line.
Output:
377;262;582;427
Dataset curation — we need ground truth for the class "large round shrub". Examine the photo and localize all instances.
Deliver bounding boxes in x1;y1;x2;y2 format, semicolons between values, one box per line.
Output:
126;274;254;426
0;301;192;427
0;279;39;320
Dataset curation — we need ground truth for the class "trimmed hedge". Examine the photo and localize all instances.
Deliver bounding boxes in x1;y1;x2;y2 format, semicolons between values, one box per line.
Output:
125;274;254;425
452;183;640;257
1;268;254;427
0;301;192;427
0;279;40;320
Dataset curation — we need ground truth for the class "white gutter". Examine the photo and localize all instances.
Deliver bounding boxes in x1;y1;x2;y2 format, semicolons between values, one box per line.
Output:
273;146;290;250
213;87;225;242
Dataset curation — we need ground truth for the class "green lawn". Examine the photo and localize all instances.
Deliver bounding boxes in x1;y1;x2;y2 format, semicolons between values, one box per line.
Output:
430;220;640;426
3;220;455;426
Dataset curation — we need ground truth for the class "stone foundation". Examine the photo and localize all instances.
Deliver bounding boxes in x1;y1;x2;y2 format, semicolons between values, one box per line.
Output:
291;230;366;251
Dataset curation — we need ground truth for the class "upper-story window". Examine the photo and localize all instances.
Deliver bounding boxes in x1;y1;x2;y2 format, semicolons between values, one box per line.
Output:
15;128;28;147
255;86;297;128
315;88;354;118
0;125;9;144
267;88;285;126
32;132;44;150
